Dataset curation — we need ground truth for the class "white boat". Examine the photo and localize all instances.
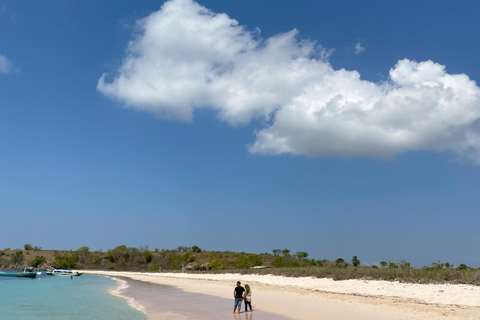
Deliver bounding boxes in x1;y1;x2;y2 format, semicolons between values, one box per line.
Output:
48;269;83;277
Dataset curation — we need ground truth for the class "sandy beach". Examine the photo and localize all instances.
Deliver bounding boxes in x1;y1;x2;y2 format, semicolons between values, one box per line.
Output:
85;271;480;319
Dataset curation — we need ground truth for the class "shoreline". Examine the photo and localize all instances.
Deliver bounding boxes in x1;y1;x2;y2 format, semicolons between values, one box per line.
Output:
107;274;288;319
86;271;480;319
108;277;147;315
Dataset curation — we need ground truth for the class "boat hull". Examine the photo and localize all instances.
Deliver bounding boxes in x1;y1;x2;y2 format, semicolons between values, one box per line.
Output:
0;272;37;278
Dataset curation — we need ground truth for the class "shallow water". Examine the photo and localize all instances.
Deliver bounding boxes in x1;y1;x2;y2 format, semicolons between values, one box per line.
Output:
0;273;146;320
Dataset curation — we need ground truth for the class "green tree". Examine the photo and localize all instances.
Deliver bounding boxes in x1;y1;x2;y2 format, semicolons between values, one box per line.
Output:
380;261;387;268
335;258;345;266
351;256;360;267
272;249;281;256
399;259;411;269
191;245;202;253
76;246;91;265
144;250;153;263
105;245;141;263
24;244;33;250
282;249;291;257
181;251;194;264
296;251;308;259
92;254;102;265
76;246;90;254
456;263;469;270
30;256;46;267
431;260;444;270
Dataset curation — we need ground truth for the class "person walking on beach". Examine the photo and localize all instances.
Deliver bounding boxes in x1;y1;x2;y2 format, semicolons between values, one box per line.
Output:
244;284;252;313
233;281;245;314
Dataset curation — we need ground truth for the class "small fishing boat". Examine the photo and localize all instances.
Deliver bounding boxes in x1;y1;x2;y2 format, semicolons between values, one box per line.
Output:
0;268;37;278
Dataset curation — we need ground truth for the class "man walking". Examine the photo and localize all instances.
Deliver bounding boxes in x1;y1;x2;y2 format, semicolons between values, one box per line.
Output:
233;281;245;314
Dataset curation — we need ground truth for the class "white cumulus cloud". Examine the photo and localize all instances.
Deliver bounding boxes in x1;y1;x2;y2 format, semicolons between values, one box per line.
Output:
98;0;480;164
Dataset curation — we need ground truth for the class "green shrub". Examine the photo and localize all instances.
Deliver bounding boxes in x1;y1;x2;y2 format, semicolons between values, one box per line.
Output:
457;264;469;270
105;245;141;263
233;254;262;269
30;255;46;267
53;251;78;269
144;250;153;263
92;254;101;265
148;262;159;272
272;256;284;267
210;259;228;270
399;259;411;269
10;251;24;264
235;255;250;269
76;246;91;265
169;253;194;269
272;255;300;268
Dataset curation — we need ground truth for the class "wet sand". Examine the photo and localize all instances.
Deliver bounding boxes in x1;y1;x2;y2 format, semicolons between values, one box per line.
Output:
118;277;291;320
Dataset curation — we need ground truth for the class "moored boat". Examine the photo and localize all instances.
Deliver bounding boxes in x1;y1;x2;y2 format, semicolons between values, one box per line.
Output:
0;268;37;278
47;269;83;277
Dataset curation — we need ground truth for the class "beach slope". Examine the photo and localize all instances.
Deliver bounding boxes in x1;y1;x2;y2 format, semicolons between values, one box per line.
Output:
86;271;480;319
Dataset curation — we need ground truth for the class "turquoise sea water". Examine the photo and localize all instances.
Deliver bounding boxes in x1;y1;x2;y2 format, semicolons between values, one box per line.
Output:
0;273;145;320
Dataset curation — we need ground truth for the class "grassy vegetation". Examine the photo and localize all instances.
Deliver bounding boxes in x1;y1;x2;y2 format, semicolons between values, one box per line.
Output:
234;265;478;284
1;245;478;285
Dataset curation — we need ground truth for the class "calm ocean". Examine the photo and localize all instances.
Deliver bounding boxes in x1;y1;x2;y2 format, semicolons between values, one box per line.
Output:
0;273;145;320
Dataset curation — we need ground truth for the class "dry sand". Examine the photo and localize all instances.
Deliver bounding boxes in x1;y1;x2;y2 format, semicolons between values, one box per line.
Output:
85;271;480;319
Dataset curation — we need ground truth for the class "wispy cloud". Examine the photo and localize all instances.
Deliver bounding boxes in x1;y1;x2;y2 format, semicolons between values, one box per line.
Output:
98;0;480;165
0;54;13;74
354;42;365;54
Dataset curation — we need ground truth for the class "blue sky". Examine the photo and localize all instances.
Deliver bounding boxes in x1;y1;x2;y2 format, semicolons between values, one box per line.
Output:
1;0;480;267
